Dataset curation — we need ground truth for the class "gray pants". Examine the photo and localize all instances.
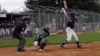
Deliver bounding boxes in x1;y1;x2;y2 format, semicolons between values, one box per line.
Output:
37;37;48;50
13;34;26;50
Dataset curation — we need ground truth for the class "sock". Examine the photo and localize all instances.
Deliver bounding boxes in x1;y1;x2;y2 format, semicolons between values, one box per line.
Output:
75;41;81;47
61;40;67;46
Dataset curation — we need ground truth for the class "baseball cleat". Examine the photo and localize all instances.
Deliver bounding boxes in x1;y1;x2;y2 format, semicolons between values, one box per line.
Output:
60;45;64;49
18;49;26;52
78;45;82;48
38;49;44;52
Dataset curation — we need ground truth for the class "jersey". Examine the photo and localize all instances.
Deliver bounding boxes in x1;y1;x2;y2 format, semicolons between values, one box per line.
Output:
13;23;26;34
38;31;49;39
66;11;77;29
66;19;77;29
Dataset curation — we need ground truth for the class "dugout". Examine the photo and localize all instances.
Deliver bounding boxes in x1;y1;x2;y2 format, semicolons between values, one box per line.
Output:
0;12;28;23
0;12;32;37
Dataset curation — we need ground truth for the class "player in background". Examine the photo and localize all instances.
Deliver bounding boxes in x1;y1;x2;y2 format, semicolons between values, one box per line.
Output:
33;27;63;52
13;17;30;52
60;10;82;48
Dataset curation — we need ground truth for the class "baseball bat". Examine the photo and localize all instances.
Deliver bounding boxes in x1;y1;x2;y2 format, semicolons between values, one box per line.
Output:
61;8;68;19
61;0;69;19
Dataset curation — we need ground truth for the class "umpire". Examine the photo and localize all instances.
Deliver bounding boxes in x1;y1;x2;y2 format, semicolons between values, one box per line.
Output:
13;17;30;52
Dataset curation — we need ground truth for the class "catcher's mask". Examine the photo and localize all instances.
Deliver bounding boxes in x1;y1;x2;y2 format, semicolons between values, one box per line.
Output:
43;27;50;32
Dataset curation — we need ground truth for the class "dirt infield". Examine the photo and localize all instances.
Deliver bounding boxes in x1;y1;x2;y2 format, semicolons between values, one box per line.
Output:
0;42;100;56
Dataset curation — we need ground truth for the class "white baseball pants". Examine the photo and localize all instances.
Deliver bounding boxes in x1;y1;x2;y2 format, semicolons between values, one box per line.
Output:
65;27;78;42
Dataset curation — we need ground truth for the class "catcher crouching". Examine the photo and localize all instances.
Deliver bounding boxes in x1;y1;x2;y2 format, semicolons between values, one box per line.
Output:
33;27;63;52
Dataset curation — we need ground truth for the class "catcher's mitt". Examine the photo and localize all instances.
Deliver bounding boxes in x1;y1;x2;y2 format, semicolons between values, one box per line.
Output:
57;30;64;34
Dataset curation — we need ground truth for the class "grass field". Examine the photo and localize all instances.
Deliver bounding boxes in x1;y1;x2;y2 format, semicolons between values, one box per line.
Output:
0;32;100;47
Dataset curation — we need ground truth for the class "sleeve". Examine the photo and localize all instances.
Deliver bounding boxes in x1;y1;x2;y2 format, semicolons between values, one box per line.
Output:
38;32;47;38
39;33;44;38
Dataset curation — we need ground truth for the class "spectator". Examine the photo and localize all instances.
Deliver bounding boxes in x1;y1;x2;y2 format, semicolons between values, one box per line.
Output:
25;24;32;37
5;21;10;36
11;20;16;32
35;24;40;34
1;22;5;37
81;24;86;32
0;23;2;37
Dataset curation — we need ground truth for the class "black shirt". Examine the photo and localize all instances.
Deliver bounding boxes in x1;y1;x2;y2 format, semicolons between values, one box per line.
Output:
0;25;1;29
13;23;26;34
5;23;11;28
66;11;77;29
66;18;77;29
1;24;5;28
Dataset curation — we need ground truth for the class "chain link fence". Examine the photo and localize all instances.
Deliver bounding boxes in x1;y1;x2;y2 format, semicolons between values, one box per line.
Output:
29;8;100;34
0;7;100;38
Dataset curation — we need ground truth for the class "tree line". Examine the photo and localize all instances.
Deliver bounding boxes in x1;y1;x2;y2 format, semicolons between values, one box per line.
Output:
25;0;100;13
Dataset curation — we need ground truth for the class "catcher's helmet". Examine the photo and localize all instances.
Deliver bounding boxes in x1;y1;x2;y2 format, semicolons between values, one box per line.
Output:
43;27;50;32
43;27;50;36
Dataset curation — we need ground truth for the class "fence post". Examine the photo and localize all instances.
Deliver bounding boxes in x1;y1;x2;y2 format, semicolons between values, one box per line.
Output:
38;9;41;28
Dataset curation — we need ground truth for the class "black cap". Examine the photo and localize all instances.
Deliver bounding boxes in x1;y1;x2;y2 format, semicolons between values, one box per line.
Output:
22;16;30;21
23;18;29;21
23;17;30;23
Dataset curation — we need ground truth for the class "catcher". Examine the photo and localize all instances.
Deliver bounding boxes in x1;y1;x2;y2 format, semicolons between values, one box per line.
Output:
33;27;63;52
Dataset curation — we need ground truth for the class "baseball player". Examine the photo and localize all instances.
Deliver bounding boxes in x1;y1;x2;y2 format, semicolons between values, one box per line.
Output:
13;17;30;52
33;27;63;52
60;10;82;48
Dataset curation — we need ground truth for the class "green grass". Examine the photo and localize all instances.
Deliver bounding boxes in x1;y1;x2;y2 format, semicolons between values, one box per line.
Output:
49;32;100;44
0;32;100;47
